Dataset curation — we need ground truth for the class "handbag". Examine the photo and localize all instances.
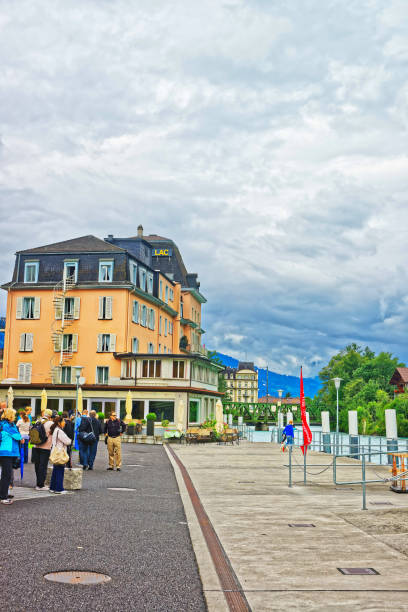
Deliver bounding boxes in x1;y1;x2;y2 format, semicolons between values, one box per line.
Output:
50;430;69;465
12;456;21;469
79;418;96;445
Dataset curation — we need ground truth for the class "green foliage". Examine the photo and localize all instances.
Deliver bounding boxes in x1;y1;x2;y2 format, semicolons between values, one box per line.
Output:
146;412;157;421
317;344;404;434
97;412;105;420
161;419;169;427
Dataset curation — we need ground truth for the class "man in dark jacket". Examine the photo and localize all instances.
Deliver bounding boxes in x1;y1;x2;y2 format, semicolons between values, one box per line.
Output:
88;410;102;470
105;411;126;471
77;409;94;470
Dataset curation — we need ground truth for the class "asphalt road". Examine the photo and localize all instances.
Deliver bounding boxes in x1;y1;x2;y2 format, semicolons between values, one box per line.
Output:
0;443;206;612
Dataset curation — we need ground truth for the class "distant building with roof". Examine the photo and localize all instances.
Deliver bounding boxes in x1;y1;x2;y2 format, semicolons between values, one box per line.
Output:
223;362;258;403
0;226;222;425
389;368;408;394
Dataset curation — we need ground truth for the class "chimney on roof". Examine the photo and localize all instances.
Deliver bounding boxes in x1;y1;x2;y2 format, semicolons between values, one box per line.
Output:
137;224;143;238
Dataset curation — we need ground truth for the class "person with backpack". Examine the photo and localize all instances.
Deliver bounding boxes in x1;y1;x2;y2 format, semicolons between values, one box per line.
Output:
0;407;22;505
77;409;95;470
16;409;31;463
31;408;53;491
49;415;72;494
88;410;102;470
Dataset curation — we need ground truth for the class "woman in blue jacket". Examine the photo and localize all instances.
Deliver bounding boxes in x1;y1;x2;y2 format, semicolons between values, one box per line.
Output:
0;407;22;505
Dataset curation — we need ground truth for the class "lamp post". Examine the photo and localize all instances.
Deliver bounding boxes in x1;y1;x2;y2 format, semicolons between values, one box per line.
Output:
73;366;84;420
277;389;283;437
332;377;342;453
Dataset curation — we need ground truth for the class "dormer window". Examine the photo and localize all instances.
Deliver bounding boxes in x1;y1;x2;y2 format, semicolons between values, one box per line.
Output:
139;267;146;291
24;261;39;283
64;261;78;283
99;260;114;282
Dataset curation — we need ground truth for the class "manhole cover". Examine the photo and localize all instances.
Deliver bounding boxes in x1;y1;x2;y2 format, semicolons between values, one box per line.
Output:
288;523;315;528
107;487;136;491
338;568;379;575
44;571;111;585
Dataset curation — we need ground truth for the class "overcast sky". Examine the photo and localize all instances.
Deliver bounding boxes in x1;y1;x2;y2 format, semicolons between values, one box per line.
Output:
1;0;408;376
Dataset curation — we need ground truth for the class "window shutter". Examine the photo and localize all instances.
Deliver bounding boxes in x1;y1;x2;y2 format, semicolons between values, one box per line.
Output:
16;297;23;319
74;297;80;319
55;298;63;320
33;297;40;319
20;333;26;351
106;297;112;319
18;363;25;382
72;334;78;352
151;309;155;330
97;334;103;352
133;300;139;323
26;333;33;352
24;363;32;383
98;297;104;319
54;334;62;352
109;334;116;352
51;367;60;384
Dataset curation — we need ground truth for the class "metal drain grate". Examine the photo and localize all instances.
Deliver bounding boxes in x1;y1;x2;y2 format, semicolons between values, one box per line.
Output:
44;571;111;585
370;501;393;505
288;523;315;528
338;568;379;575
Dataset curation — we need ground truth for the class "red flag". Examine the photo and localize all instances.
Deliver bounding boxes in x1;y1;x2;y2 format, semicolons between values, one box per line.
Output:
299;366;312;455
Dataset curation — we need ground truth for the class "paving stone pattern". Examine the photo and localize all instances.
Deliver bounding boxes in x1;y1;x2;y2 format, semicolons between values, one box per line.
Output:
0;445;206;612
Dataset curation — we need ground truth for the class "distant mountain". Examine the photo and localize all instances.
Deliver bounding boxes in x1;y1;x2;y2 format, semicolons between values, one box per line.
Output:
214;352;321;398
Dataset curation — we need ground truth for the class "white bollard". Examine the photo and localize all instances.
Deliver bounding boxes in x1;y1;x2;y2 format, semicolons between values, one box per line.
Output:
385;409;398;439
348;411;358;436
321;411;330;433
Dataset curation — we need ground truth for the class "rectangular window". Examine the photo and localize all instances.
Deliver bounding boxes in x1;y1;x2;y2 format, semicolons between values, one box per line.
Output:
96;366;109;384
147;272;154;294
169;322;173;335
19;333;33;352
101;334;110;352
64;261;78;283
141;305;147;327
159;280;163;300
18;363;32;383
131;337;138;353
149;400;174;422
170;288;174;302
159;315;162;335
99;296;112;320
189;400;200;423
99;260;114;282
61;366;72;384
22;297;35;319
97;334;116;352
132;300;139;323
158;344;161;353
64;297;74;318
164;319;167;337
142;359;161;377
173;360;185;378
165;286;168;303
24;261;39;283
130;261;138;284
148;342;154;354
139;268;146;291
123;360;133;378
148;308;155;330
63;334;73;352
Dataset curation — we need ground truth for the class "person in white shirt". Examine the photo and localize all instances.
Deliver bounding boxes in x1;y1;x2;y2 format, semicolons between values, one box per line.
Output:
49;416;72;494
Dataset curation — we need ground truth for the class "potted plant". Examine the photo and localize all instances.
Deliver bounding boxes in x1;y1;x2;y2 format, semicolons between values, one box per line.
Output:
127;421;136;435
161;419;169;428
146;412;157;436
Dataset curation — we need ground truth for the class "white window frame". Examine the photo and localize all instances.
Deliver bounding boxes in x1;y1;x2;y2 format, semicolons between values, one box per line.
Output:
96;366;109;384
24;261;39;283
159;280;163;300
165;286;168;303
141;305;147;327
122;360;133;379
148;342;154;354
99;296;113;320
63;260;78;283
18;363;32;383
132;300;139;324
147;272;154;294
148;308;155;330
139;267;147;291
99;260;114;282
164;318;167;337
131;337;139;353
130;261;138;285
19;333;33;352
61;366;72;384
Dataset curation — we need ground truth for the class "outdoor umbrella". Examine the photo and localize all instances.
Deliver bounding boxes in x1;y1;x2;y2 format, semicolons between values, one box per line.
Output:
40;388;47;413
7;386;13;409
215;399;224;434
125;390;132;421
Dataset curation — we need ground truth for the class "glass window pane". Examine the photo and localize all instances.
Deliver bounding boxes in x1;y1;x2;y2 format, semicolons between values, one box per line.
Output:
149;400;174;422
179;361;185;378
142;360;148;377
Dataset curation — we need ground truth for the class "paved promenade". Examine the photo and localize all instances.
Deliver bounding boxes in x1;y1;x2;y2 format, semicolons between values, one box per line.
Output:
0;445;205;612
169;441;408;612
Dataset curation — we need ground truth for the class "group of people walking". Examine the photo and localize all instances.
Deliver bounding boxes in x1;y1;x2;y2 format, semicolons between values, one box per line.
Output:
0;402;126;505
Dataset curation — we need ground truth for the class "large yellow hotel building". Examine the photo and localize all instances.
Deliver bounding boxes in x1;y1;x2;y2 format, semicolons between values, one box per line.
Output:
0;226;222;425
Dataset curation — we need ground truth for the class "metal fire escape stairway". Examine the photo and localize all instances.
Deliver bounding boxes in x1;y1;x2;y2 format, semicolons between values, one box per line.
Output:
49;276;76;383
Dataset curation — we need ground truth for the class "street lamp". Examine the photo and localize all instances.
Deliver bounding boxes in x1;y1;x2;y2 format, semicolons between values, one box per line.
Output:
73;366;84;420
332;377;342;453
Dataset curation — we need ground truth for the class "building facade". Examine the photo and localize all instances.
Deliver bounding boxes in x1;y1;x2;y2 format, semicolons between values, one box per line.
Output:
1;228;222;425
223;362;258;403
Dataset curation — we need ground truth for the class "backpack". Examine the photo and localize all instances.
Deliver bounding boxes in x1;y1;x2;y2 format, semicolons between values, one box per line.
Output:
29;421;47;445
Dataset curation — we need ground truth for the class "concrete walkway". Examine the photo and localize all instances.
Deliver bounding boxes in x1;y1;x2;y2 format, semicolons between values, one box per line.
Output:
170;441;408;611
